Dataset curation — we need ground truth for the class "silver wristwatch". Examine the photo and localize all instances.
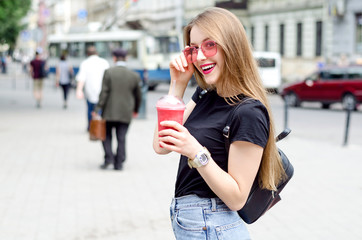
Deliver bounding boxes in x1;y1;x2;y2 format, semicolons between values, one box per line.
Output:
188;147;211;168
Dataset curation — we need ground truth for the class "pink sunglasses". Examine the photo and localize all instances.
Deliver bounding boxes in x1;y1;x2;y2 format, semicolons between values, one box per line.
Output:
183;40;218;63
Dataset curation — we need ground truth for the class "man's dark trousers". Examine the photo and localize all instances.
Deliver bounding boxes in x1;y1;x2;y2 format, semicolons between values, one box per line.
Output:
102;121;129;169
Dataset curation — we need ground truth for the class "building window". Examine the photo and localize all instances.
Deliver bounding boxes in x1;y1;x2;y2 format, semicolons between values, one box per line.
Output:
316;21;322;56
296;22;302;56
279;24;284;56
356;13;362;54
264;25;269;51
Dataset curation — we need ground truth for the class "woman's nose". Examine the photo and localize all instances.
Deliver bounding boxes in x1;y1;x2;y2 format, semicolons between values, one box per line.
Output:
197;49;206;61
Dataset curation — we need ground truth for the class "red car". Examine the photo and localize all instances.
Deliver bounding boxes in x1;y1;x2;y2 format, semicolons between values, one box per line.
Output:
280;65;362;110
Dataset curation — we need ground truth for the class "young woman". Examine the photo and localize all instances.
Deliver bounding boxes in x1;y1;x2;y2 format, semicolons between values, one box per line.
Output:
153;7;285;239
56;54;74;109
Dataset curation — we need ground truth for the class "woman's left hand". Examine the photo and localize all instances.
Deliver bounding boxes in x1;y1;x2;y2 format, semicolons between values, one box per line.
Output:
158;120;202;159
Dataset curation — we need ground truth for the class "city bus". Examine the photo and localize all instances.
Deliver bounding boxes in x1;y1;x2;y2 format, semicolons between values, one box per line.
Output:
47;30;182;90
253;51;282;93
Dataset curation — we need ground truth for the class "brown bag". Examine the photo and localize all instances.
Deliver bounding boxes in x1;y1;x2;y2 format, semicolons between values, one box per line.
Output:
89;119;106;141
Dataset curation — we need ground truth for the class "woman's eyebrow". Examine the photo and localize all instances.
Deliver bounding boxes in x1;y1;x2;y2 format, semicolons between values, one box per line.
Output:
190;38;210;46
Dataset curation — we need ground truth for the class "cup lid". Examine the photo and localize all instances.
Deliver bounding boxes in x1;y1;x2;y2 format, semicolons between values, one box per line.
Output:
156;95;185;109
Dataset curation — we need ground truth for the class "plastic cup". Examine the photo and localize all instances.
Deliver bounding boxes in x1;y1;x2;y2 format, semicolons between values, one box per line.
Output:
156;95;185;146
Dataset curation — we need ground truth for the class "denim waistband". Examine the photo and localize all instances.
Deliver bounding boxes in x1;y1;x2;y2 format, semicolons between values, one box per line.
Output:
171;194;228;212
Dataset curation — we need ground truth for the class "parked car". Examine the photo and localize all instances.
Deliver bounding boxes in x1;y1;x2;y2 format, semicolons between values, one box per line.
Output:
280;65;362;110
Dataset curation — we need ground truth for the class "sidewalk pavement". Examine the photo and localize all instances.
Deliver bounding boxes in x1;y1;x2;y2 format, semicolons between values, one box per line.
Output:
0;67;361;240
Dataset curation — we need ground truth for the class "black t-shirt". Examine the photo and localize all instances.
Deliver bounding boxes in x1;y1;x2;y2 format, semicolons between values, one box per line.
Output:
174;87;270;198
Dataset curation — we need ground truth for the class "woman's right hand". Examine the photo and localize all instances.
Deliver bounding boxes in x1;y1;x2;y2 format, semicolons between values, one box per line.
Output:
169;48;195;87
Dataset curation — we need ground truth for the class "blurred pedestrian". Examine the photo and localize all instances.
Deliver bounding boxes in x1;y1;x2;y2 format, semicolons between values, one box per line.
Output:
1;54;7;74
56;54;74;109
21;54;30;74
153;7;285;239
29;51;47;108
76;46;109;130
93;48;141;170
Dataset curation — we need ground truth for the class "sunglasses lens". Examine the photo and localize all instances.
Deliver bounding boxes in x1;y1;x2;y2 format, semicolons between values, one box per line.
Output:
202;41;217;57
183;47;197;63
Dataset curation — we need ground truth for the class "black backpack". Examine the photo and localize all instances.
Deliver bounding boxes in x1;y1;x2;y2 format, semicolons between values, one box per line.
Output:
223;100;294;224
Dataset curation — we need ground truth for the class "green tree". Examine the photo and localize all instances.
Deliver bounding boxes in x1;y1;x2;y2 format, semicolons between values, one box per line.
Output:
0;0;31;50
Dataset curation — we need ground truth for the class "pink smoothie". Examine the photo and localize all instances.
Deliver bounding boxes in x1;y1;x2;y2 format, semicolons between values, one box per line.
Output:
156;95;185;132
156;95;185;147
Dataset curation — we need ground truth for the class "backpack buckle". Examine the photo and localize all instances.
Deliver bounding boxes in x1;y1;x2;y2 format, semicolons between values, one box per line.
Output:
223;126;230;139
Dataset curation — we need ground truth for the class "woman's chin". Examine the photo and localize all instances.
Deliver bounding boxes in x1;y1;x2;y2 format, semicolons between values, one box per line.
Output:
203;76;218;86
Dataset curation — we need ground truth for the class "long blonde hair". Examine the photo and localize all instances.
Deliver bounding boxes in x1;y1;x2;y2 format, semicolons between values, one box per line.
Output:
184;7;285;190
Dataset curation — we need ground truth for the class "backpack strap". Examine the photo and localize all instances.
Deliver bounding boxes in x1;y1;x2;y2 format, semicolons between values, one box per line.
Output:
223;101;292;154
222;98;250;154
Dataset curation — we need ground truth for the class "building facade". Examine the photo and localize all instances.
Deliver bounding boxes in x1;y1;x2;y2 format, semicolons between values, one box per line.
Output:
246;0;362;81
16;0;49;59
330;0;362;62
19;0;362;81
246;0;326;80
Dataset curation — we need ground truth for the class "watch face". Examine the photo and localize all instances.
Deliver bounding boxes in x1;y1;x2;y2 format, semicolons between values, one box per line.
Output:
199;154;209;165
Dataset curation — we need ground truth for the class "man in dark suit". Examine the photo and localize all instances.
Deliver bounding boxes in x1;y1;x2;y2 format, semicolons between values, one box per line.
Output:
93;48;142;170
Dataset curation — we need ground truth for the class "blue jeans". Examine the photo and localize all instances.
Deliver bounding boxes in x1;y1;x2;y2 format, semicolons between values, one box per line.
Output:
86;100;96;130
170;195;250;240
